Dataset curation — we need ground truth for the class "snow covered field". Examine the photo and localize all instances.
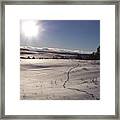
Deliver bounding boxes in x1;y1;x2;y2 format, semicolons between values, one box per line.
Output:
20;59;100;100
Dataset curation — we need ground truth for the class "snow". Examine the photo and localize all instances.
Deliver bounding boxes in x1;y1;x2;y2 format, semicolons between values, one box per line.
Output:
20;59;100;100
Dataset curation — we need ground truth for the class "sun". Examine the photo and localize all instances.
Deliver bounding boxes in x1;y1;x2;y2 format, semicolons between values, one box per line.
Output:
21;20;39;38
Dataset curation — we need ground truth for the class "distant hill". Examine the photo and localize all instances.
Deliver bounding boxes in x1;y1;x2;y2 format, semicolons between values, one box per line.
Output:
20;46;99;60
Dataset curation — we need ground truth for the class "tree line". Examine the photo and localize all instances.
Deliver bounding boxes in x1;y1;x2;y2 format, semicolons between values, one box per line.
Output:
20;46;100;60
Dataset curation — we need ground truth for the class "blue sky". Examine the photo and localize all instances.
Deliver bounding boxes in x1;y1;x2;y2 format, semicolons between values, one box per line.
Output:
20;20;100;52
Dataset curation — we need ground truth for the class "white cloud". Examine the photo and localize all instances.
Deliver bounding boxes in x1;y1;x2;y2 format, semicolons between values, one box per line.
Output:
21;46;93;54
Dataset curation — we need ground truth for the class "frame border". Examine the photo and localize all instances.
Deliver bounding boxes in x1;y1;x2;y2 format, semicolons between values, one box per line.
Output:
0;0;119;119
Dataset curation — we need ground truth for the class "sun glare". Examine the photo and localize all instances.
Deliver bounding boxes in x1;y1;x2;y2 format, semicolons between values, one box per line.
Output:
21;21;39;38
